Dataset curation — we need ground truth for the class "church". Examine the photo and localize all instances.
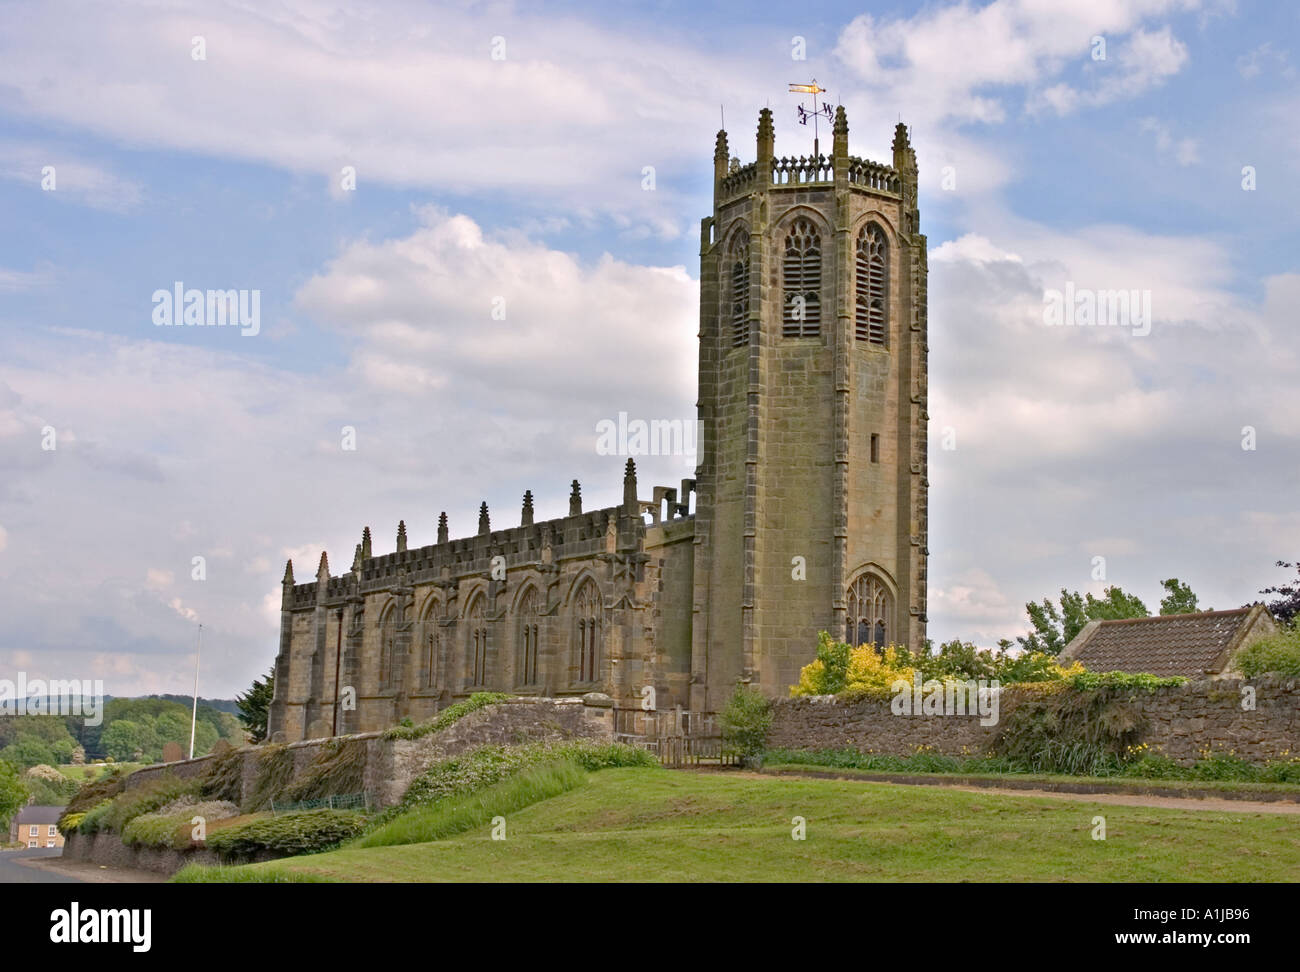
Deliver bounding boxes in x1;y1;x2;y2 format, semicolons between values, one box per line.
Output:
267;106;929;742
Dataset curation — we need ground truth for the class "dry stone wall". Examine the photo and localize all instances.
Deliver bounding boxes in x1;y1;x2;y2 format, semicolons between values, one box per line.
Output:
768;677;1300;764
125;696;615;809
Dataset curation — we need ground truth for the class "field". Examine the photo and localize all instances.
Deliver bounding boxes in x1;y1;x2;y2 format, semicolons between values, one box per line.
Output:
177;768;1300;882
55;763;142;781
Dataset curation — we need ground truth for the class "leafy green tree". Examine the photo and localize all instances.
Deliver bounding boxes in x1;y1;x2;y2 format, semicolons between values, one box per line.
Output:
154;710;190;747
0;761;29;829
1159;577;1201;615
236;667;275;744
719;683;772;762
1017;586;1148;654
0;737;58;770
1084;586;1149;622
101;720;146;762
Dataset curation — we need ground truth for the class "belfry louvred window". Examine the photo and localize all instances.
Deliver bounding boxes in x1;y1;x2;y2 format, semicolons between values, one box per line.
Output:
782;218;821;337
730;240;750;348
855;224;888;346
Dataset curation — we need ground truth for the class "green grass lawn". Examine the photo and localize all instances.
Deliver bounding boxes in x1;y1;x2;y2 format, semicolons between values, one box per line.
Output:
56;763;142;781
762;763;1300;796
177;768;1300;883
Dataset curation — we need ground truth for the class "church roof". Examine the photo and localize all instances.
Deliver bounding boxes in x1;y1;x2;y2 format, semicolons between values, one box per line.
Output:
1059;605;1275;678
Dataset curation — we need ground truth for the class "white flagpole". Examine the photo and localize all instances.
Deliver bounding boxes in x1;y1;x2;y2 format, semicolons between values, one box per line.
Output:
188;623;202;759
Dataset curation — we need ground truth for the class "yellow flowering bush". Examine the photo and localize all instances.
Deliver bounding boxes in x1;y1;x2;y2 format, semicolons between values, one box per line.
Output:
791;632;914;697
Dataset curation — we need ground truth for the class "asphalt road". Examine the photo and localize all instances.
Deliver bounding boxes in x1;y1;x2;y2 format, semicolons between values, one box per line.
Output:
0;847;84;883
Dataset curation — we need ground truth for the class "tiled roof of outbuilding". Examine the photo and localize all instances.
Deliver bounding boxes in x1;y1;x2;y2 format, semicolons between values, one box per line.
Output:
1062;607;1264;678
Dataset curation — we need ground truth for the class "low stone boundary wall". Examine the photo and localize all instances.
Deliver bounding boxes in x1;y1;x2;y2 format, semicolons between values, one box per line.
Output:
768;676;1300;764
122;695;614;808
62;696;616;874
61;830;281;875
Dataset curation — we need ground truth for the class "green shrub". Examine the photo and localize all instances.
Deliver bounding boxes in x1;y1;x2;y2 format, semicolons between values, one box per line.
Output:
58;812;87;834
121;812;191;850
77;799;116;834
24;773;80;807
122;800;242;849
400;740;653;809
1236;629;1300;679
1258;758;1300;783
991;676;1183;775
101;774;203;833
207;809;366;859
1119;753;1192;780
1065;671;1187;691
1189;752;1260;782
720;683;772;760
61;768;128;821
361;760;586;848
383;692;509;741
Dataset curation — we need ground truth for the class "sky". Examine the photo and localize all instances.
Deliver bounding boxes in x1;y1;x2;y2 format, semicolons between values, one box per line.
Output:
0;0;1297;699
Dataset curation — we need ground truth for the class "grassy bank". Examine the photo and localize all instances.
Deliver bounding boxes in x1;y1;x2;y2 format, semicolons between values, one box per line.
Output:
175;768;1300;882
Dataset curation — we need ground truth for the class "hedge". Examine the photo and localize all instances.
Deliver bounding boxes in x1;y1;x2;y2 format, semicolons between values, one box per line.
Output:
206;809;366;859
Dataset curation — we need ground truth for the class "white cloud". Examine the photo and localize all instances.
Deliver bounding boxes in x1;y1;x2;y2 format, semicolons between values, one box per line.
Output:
1030;26;1190;116
1236;42;1294;80
1140;117;1200;165
835;1;1200;126
0;212;700;694
0;141;143;212
0;0;775;234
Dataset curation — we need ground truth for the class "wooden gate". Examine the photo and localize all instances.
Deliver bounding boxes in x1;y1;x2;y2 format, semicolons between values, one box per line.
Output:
612;706;739;768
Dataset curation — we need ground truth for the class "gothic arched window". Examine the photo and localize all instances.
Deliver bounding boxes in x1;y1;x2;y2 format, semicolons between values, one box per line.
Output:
378;603;396;690
572;580;601;685
465;593;488;688
782;218;821;338
419;597;440;689
846;573;893;649
855;223;888;346
730;238;750;348
516;587;541;687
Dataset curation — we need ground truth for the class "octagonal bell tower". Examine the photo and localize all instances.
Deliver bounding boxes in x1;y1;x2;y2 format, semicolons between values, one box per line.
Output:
690;105;929;708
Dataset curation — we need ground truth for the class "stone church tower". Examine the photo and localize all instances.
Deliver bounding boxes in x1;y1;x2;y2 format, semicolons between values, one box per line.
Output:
266;104;927;741
690;106;928;709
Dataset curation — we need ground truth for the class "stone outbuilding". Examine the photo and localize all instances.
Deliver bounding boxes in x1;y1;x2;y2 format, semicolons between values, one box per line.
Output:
1059;605;1277;679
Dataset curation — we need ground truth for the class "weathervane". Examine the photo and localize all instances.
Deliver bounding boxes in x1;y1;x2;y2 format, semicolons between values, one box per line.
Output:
789;80;834;157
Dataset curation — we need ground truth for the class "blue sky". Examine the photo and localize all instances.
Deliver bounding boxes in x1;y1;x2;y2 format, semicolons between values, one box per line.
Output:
0;0;1297;697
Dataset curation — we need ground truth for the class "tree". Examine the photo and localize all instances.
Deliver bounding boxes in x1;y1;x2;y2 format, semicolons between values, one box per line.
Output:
1159;577;1201;615
719;683;772;763
1085;586;1149;622
100;720;145;762
0;761;29;829
1017;586;1148;654
236;667;275;744
1260;561;1300;624
1017;589;1087;654
0;737;58;770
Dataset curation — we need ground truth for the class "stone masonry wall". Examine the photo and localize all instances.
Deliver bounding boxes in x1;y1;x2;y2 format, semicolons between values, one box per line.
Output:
125;696;616;810
768;677;1300;764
